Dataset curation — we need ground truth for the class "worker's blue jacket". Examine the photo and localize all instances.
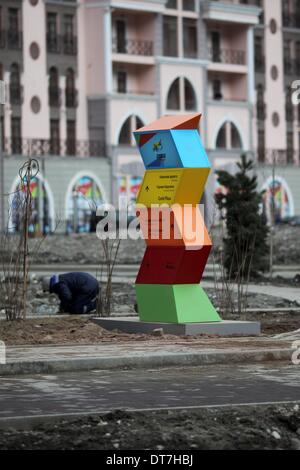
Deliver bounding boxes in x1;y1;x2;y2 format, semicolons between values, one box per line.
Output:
50;272;99;314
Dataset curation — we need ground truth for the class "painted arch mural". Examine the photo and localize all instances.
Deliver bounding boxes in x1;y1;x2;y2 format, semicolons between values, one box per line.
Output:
66;175;105;233
262;176;294;223
11;176;53;235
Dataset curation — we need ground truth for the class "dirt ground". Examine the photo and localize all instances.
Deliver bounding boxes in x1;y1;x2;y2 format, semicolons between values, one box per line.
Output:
8;224;299;266
0;404;299;450
0;313;299;346
1;280;299;318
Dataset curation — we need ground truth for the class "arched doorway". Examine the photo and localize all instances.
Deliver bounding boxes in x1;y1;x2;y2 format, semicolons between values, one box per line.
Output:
66;174;105;233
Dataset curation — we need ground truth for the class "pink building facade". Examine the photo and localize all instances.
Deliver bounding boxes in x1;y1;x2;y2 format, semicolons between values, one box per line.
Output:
0;0;299;232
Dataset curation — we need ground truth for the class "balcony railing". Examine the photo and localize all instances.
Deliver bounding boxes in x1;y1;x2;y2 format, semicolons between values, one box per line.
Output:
256;149;299;166
112;38;153;56
47;33;61;53
49;87;61;107
282;14;300;29
10;85;23;106
0;30;23;49
47;34;77;55
113;88;155;96
63;35;77;55
209;48;246;65
7;30;22;50
2;138;106;158
256;101;266;121
0;30;5;48
284;59;300;76
66;89;78;108
255;55;265;73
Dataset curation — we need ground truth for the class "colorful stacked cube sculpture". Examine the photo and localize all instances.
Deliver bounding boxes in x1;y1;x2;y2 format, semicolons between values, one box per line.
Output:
134;113;221;324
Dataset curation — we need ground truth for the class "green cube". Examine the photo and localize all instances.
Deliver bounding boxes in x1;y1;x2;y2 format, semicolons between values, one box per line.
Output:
135;284;221;324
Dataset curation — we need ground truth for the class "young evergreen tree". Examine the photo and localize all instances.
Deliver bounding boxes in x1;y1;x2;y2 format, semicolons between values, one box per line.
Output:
215;154;269;278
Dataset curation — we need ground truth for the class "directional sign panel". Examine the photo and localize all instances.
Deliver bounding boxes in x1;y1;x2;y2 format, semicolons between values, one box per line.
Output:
136;168;209;206
134;130;211;170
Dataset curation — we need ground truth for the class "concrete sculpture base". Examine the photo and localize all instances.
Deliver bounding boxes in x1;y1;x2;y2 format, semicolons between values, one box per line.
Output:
93;317;261;337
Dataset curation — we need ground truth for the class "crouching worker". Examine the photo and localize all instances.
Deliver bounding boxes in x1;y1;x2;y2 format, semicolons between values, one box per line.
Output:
42;272;99;315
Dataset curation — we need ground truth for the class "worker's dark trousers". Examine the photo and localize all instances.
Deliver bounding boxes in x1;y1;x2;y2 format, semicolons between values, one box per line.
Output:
70;286;99;314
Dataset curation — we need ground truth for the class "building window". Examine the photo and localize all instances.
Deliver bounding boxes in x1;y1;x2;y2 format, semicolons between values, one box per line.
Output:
47;12;59;53
216;125;226;149
166;77;197;111
115;20;126;53
66;68;76;108
1;115;4;151
50;119;60;155
287;131;294;163
163;16;178;57
166;0;177;8
212;79;222;100
295;42;300;75
118;115;144;146
63;14;77;55
182;0;195;11
49;67;60;107
254;35;264;72
8;8;21;49
256;85;265;121
66;120;76;155
184;78;196;110
284;40;292;74
257;129;265;162
10;63;21;105
183;19;197;58
167;78;180;110
11;117;21;154
216;121;242;150
286;87;294;122
116;71;127;93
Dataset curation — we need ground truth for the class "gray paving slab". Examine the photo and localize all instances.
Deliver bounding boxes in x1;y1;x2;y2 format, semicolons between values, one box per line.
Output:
93;317;261;336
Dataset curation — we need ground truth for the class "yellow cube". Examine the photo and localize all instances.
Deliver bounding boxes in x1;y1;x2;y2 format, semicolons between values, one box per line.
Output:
136;168;210;206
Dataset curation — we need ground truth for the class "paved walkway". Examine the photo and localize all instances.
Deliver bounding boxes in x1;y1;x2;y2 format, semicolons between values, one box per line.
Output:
0;363;299;422
0;336;295;377
202;281;300;304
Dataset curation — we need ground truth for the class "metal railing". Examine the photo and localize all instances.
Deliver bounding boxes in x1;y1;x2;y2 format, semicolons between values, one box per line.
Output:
9;85;23;106
282;14;300;29
256;101;266;121
284;59;300;76
209;48;246;65
0;30;23;50
256;149;299;166
7;30;22;50
2;138;106;158
112;38;153;56
255;55;265;73
49;87;61;107
66;89;78;108
113;88;155;96
47;34;77;55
